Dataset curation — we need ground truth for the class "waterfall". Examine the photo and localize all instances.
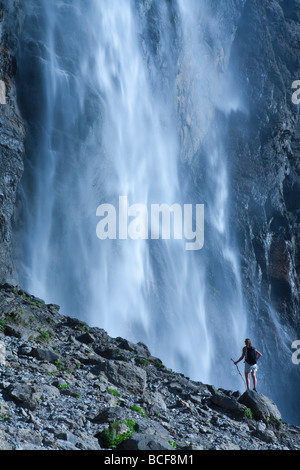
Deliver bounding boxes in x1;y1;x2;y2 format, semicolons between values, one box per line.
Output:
15;0;249;391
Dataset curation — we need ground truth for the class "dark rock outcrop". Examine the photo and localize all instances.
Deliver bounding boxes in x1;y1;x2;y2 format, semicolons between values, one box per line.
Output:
94;360;147;395
239;390;282;423
8;383;43;411
228;0;300;336
0;1;25;284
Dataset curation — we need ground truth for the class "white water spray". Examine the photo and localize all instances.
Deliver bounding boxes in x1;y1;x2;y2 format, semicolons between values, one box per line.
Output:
16;0;248;389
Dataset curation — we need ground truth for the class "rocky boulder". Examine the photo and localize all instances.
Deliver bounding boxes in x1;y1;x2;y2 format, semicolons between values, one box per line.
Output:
119;433;175;451
93;360;147;395
211;392;247;415
239;391;282;423
30;347;60;363
7;383;43;411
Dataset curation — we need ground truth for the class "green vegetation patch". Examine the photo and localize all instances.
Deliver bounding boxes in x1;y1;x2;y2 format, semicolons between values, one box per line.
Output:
101;419;137;449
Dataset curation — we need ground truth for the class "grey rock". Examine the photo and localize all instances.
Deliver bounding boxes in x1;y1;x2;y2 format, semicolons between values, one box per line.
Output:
3;324;22;339
39;362;58;374
239;391;282;423
76;332;96;345
252;428;277;444
8;383;43;410
215;442;241;451
118;432;174;451
0;430;12;450
256;420;267;432
15;428;43;447
94;360;147;395
145;390;167;413
79;353;105;366
91;406;128;424
41;385;60;401
56;440;78;451
211;393;246;414
76;434;101;451
31;347;60;363
60;385;82;398
117;338;151;358
18;345;32;356
56;431;78;445
0;401;10;417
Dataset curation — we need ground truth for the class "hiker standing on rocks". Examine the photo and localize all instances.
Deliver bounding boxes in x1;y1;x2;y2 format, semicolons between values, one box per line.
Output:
234;339;262;391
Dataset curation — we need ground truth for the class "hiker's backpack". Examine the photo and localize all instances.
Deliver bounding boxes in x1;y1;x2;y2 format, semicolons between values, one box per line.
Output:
245;347;257;365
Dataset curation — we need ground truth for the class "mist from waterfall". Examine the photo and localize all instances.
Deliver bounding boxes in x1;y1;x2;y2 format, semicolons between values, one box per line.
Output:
15;0;250;393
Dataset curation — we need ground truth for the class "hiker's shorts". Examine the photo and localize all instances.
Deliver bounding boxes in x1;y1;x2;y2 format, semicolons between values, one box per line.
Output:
244;362;258;374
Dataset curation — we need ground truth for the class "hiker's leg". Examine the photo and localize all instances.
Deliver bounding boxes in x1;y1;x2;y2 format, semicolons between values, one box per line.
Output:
245;372;250;390
251;370;257;390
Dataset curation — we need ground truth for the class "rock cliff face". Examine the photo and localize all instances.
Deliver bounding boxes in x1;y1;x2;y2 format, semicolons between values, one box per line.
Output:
0;284;299;451
0;0;25;284
212;1;300;421
227;0;300;338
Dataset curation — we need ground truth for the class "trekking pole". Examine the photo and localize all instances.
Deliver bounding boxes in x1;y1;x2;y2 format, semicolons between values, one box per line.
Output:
231;358;246;388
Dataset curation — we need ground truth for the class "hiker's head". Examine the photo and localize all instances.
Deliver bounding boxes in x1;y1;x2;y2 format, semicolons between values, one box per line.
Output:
245;338;252;348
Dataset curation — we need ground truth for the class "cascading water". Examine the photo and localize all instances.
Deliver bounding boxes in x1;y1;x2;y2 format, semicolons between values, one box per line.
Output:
15;0;251;394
